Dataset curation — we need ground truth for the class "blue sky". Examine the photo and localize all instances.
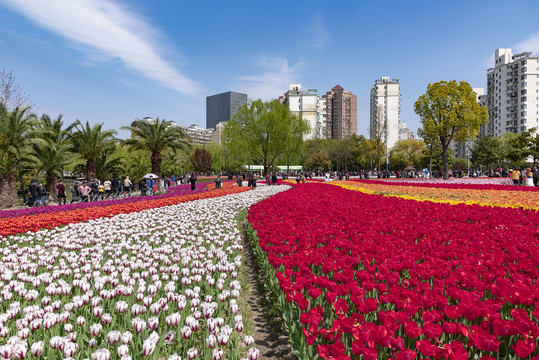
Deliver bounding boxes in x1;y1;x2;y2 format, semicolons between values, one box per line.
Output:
1;0;538;139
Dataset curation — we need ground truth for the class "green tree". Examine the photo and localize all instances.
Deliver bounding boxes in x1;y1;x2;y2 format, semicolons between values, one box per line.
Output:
69;121;117;180
371;104;387;171
77;143;125;181
511;127;539;166
304;139;331;171
419;146;454;174
0;104;37;207
389;139;426;170
470;135;503;169
121;118;191;183
414;81;488;179
353;136;379;170
205;143;226;173
223;100;308;175
282;114;308;173
161;151;185;178
30;114;75;201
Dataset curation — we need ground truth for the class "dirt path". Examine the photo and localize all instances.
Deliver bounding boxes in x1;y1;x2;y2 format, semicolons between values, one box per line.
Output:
241;230;296;360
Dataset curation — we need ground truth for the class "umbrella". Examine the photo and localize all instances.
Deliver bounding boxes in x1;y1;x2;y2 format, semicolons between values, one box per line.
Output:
404;166;416;171
143;173;159;179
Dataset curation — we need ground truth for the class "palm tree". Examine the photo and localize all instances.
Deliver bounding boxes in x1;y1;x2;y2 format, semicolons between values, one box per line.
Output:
69;121;117;180
29;114;75;201
121;118;191;182
74;145;125;181
0;104;37;207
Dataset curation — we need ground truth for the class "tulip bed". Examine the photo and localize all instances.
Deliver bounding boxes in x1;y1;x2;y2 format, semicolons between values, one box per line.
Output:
0;184;291;359
332;180;539;211
247;182;539;359
0;182;249;237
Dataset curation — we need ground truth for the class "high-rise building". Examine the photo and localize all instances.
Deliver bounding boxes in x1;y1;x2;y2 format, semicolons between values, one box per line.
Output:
370;77;401;149
483;48;539;137
206;91;248;130
279;84;327;140
323;85;357;140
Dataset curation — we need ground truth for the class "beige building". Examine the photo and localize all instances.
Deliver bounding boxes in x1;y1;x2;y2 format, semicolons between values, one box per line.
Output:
370;77;401;149
279;84;327;139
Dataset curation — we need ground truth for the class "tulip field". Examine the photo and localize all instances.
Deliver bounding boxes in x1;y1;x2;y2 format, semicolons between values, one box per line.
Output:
0;183;290;359
1;178;539;360
247;181;539;360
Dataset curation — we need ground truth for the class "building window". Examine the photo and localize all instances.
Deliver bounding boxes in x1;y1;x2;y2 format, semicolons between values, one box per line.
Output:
521;75;527;80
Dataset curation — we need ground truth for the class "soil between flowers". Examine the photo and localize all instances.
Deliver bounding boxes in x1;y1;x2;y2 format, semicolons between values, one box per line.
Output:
240;220;296;360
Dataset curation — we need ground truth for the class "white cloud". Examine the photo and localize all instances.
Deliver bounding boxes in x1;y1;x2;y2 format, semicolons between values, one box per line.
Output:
303;15;329;49
238;55;303;100
1;0;204;94
514;31;539;56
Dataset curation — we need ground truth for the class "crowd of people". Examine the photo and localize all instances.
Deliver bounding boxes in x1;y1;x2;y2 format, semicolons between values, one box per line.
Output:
510;167;538;186
23;165;539;207
24;173;201;207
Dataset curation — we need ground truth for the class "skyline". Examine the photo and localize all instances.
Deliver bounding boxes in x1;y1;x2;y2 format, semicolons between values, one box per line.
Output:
1;0;539;139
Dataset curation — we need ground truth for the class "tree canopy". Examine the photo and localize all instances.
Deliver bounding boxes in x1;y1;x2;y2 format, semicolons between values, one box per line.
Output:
223;99;309;175
414;80;488;179
470;135;503;169
389;139;426;170
121;118;191;179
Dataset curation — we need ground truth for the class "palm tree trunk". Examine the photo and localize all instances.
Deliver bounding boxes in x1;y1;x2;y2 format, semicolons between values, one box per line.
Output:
151;152;162;192
0;170;19;208
86;158;97;180
47;172;58;203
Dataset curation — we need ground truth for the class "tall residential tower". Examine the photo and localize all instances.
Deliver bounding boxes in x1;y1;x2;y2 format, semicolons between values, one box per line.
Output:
323;85;357;140
370;77;401;149
483;48;539;137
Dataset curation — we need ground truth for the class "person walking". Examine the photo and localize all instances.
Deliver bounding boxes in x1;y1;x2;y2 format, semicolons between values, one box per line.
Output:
147;176;155;196
271;173;277;185
124;176;132;195
215;175;222;189
104;179;112;197
28;179;40;206
111;177;119;196
139;178;148;196
38;183;47;205
236;173;242;187
189;173;197;191
56;179;67;205
525;168;535;187
511;169;521;185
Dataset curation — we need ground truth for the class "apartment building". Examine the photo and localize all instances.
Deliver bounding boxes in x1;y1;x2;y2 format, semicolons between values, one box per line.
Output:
279;84;327;140
323;85;357;140
482;48;539;137
370;77;401;149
